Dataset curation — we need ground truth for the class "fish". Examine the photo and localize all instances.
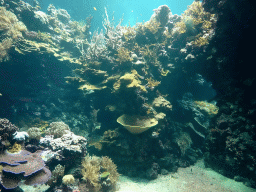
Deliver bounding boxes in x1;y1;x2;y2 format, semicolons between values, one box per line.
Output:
93;7;97;11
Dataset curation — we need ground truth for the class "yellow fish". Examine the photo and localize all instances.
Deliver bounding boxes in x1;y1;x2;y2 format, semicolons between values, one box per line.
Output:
93;7;97;11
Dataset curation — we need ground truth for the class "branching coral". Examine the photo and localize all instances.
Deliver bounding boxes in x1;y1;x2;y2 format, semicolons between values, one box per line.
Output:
116;47;132;63
141;45;160;66
81;155;101;191
146;77;161;88
0;7;27;39
81;155;119;192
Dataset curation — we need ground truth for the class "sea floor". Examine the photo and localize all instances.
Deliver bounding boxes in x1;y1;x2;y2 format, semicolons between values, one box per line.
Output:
117;160;256;192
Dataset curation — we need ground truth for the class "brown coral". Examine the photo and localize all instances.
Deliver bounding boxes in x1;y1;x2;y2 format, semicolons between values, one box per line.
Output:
0;7;27;39
81;155;119;192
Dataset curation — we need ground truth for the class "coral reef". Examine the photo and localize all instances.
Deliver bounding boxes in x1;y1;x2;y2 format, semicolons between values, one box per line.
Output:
1;0;255;189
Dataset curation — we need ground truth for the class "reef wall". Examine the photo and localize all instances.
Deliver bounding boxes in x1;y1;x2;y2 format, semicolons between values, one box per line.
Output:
202;0;256;187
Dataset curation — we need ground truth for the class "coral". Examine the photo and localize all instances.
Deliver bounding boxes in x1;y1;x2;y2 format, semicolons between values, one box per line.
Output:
100;156;119;186
74;68;108;85
13;131;29;142
172;20;186;35
81;155;101;191
0;118;19;148
0;38;13;62
141;45;160;66
146;77;161;88
40;130;87;154
45;121;70;138
27;127;42;141
62;174;75;185
194;101;219;116
161;68;169;76
153;5;171;26
152;96;172;110
0;150;51;189
175;132;193;156
7;142;22;153
47;164;65;186
117;114;158;134
0;7;27;39
19;183;50;192
172;1;215;42
81;155;119;192
122;26;136;43
116;47;132;63
113;70;147;92
192;34;210;46
144;19;161;34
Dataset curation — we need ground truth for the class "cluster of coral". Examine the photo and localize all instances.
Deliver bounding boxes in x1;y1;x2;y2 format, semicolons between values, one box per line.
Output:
1;0;255;190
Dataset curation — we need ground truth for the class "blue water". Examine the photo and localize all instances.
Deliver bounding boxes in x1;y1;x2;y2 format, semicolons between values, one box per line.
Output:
36;0;194;31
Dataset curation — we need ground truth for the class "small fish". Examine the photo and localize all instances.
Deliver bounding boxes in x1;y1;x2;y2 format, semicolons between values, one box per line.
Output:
93;7;97;11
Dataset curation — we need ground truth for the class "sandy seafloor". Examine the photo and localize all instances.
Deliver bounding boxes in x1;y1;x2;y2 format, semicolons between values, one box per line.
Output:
116;160;256;192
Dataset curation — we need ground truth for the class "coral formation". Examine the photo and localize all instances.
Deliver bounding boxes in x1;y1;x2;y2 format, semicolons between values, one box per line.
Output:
13;131;29;142
81;155;119;191
117;114;158;134
45;121;70;138
0;118;19;148
0;149;51;189
194;100;219;116
62;174;75;185
0;37;13;62
7;142;22;153
116;47;132;63
175;132;193;156
0;7;27;39
40;130;87;155
47;164;65;186
152;96;172;111
2;0;254;189
27;127;42;141
113;70;147;92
